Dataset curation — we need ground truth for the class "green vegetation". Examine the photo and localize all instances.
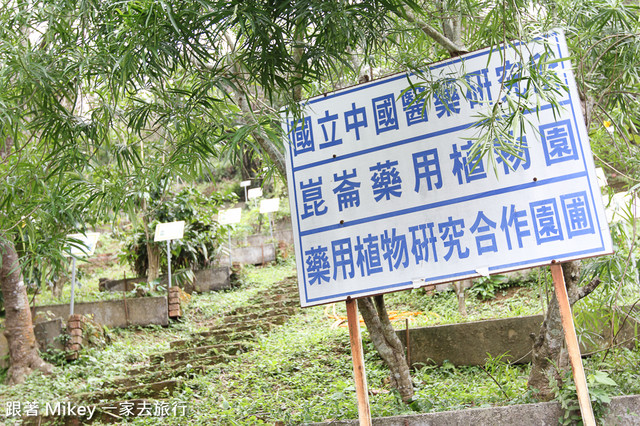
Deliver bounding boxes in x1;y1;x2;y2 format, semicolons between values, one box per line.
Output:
121;186;231;277
0;0;639;421
2;252;639;424
31;233;132;307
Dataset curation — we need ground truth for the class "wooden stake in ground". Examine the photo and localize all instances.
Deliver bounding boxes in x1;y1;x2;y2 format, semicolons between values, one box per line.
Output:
345;297;372;425
550;262;596;426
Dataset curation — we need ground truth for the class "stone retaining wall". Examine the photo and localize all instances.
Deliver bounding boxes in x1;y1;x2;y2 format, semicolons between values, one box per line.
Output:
34;318;65;351
218;228;293;266
190;267;231;293
33;296;168;328
100;267;232;294
396;307;639;366
1;319;66;368
314;394;640;425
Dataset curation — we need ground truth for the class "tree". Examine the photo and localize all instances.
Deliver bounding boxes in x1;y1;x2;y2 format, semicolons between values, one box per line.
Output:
200;0;639;403
526;0;640;399
0;0;222;383
2;0;637;400
0;240;53;384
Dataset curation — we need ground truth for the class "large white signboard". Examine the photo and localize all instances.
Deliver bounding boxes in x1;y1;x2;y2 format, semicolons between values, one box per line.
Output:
260;198;280;214
284;31;613;307
247;187;263;200
218;208;243;225
154;221;185;242
65;232;100;257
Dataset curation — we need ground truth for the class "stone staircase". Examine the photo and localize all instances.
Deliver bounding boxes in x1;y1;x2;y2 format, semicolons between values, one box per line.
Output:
25;275;300;424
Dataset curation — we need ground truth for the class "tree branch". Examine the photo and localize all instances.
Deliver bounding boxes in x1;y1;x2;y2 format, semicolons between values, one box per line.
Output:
398;8;467;56
572;277;601;304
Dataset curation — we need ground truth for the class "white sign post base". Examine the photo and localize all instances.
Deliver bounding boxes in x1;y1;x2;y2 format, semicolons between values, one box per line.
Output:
70;257;77;316
166;240;172;290
154;221;185;292
267;212;274;241
65;232;100;316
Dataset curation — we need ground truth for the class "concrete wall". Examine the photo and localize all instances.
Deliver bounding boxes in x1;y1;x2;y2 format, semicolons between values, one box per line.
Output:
219;243;276;265
101;267;232;294
191;267;231;293
397;308;639;367
34;318;65;351
33;296;168;328
397;314;543;366
1;319;66;368
314;394;640;425
217;227;293;266
234;228;293;247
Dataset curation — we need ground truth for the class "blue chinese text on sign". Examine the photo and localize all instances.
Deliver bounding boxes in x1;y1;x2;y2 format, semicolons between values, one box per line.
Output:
284;31;612;308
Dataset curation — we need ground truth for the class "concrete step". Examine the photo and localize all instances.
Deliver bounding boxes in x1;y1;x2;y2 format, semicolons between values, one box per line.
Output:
50;275;302;423
152;341;249;364
196;322;260;336
191;315;289;339
126;354;236;376
251;292;298;305
110;362;218;387
221;313;291;327
189;299;298;329
220;306;298;324
225;298;299;316
165;305;299;352
169;330;256;349
75;380;183;404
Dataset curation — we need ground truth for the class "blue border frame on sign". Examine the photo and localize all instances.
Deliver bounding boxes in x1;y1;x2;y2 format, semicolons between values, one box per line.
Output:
286;32;608;306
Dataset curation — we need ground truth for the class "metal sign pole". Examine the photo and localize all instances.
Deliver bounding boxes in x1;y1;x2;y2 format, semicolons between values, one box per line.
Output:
228;233;232;268
167;240;172;290
267;212;274;241
550;262;596;426
70;257;77;316
346;298;371;425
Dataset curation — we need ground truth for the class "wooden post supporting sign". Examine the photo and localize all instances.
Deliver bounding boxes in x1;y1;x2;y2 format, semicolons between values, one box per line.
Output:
550;262;596;426
345;298;372;425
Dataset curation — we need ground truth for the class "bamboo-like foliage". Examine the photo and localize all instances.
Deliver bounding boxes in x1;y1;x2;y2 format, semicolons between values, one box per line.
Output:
0;0;638;391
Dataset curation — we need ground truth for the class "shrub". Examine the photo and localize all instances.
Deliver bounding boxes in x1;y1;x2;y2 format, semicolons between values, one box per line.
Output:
121;187;232;276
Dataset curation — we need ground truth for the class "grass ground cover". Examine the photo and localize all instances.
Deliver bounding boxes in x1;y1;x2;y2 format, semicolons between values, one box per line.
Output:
1;252;639;424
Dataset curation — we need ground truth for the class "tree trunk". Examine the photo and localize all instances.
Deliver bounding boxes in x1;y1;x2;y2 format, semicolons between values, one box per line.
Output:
140;198;160;283
453;279;469;317
241;148;259;182
358;295;414;402
146;243;160;283
527;261;600;399
437;0;464;50
0;239;53;385
347;10;467;403
52;273;67;299
221;31;288;179
51;261;69;299
528;82;603;400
